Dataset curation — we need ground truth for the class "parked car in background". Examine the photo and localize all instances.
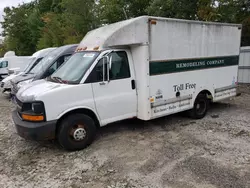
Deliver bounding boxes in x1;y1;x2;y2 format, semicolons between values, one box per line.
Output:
10;44;77;95
0;51;34;80
1;47;57;93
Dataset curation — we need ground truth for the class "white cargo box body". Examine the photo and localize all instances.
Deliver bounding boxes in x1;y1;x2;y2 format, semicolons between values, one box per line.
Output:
79;16;241;121
147;18;241;119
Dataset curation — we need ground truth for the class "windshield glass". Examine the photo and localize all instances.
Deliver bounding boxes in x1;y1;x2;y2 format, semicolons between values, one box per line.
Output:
29;47;64;74
24;58;43;73
51;51;99;84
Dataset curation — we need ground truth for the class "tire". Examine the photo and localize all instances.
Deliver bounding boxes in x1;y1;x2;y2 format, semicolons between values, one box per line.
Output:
57;113;97;151
188;94;209;119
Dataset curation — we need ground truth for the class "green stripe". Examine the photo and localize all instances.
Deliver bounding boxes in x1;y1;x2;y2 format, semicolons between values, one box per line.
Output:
150;56;239;75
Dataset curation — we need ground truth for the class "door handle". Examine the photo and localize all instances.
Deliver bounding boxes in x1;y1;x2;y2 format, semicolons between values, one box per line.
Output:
131;80;136;90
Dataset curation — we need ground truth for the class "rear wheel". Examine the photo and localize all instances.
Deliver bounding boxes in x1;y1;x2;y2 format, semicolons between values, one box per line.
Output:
189;94;209;119
57;113;97;151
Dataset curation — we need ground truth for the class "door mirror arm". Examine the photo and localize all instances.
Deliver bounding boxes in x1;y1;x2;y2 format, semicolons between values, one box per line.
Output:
99;56;110;85
98;50;114;85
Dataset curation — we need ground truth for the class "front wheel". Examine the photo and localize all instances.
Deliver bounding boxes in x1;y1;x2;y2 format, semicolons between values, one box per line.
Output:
188;94;209;119
57;113;97;151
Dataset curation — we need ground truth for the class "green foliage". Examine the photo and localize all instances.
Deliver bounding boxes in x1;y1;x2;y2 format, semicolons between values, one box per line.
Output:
242;17;250;46
98;0;127;24
1;3;37;55
61;0;98;43
147;0;199;19
1;0;250;55
98;0;151;24
0;40;7;57
37;12;64;49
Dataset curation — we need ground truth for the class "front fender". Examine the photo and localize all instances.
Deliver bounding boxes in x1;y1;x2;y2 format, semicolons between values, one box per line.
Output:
57;106;101;124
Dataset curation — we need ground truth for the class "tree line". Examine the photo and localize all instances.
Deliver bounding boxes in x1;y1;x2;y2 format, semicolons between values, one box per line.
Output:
0;0;250;56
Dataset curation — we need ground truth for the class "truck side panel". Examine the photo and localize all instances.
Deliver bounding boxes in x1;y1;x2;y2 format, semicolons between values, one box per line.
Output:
149;66;237;118
148;19;241;119
149;19;241;61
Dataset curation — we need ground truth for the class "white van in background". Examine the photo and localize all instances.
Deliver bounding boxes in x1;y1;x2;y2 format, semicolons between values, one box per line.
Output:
0;51;34;79
1;48;57;93
0;56;9;80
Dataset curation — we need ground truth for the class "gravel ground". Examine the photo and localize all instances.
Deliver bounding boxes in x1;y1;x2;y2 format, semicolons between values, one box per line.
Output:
0;85;250;188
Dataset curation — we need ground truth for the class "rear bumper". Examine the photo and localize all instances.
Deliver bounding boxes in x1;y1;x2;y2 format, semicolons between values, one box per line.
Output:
12;110;57;141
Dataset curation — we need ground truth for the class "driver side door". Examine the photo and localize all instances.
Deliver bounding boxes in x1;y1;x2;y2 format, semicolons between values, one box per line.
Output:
89;51;137;125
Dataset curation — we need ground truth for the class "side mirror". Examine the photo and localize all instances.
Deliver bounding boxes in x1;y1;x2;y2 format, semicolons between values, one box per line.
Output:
109;56;112;70
8;68;20;75
99;56;110;84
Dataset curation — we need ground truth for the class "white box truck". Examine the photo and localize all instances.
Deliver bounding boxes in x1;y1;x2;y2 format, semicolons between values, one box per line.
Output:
0;51;34;79
12;16;241;150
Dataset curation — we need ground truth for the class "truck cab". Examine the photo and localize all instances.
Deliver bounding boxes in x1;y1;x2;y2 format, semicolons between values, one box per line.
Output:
12;48;138;150
0;60;8;80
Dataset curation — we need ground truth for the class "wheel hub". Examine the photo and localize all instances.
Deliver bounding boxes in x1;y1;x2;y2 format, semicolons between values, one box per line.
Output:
196;104;200;109
196;101;206;115
73;128;86;141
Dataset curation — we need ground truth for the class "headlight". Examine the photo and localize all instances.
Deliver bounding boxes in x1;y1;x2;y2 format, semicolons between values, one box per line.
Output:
20;101;46;122
31;102;44;114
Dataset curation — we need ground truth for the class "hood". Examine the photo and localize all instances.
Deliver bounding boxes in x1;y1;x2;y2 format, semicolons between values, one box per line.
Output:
16;80;63;102
12;73;35;84
2;73;24;88
2;74;19;83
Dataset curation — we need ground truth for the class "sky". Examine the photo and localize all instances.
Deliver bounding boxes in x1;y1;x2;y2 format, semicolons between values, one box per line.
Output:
0;0;32;38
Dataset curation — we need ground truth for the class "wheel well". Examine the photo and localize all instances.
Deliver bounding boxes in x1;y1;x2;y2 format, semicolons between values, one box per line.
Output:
197;90;213;101
56;109;100;131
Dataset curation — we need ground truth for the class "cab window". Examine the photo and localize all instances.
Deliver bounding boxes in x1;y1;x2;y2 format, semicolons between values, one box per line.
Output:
88;51;130;82
45;55;71;77
1;61;8;68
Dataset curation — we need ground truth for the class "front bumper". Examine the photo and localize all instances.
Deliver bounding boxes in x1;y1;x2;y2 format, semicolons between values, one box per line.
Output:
12;110;57;141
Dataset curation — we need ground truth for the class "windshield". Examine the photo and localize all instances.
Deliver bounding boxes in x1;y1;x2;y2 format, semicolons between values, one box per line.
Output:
24;57;43;73
51;51;99;84
29;47;64;74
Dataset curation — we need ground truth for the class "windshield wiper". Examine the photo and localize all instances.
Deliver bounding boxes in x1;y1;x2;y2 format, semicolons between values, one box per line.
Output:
52;76;63;83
